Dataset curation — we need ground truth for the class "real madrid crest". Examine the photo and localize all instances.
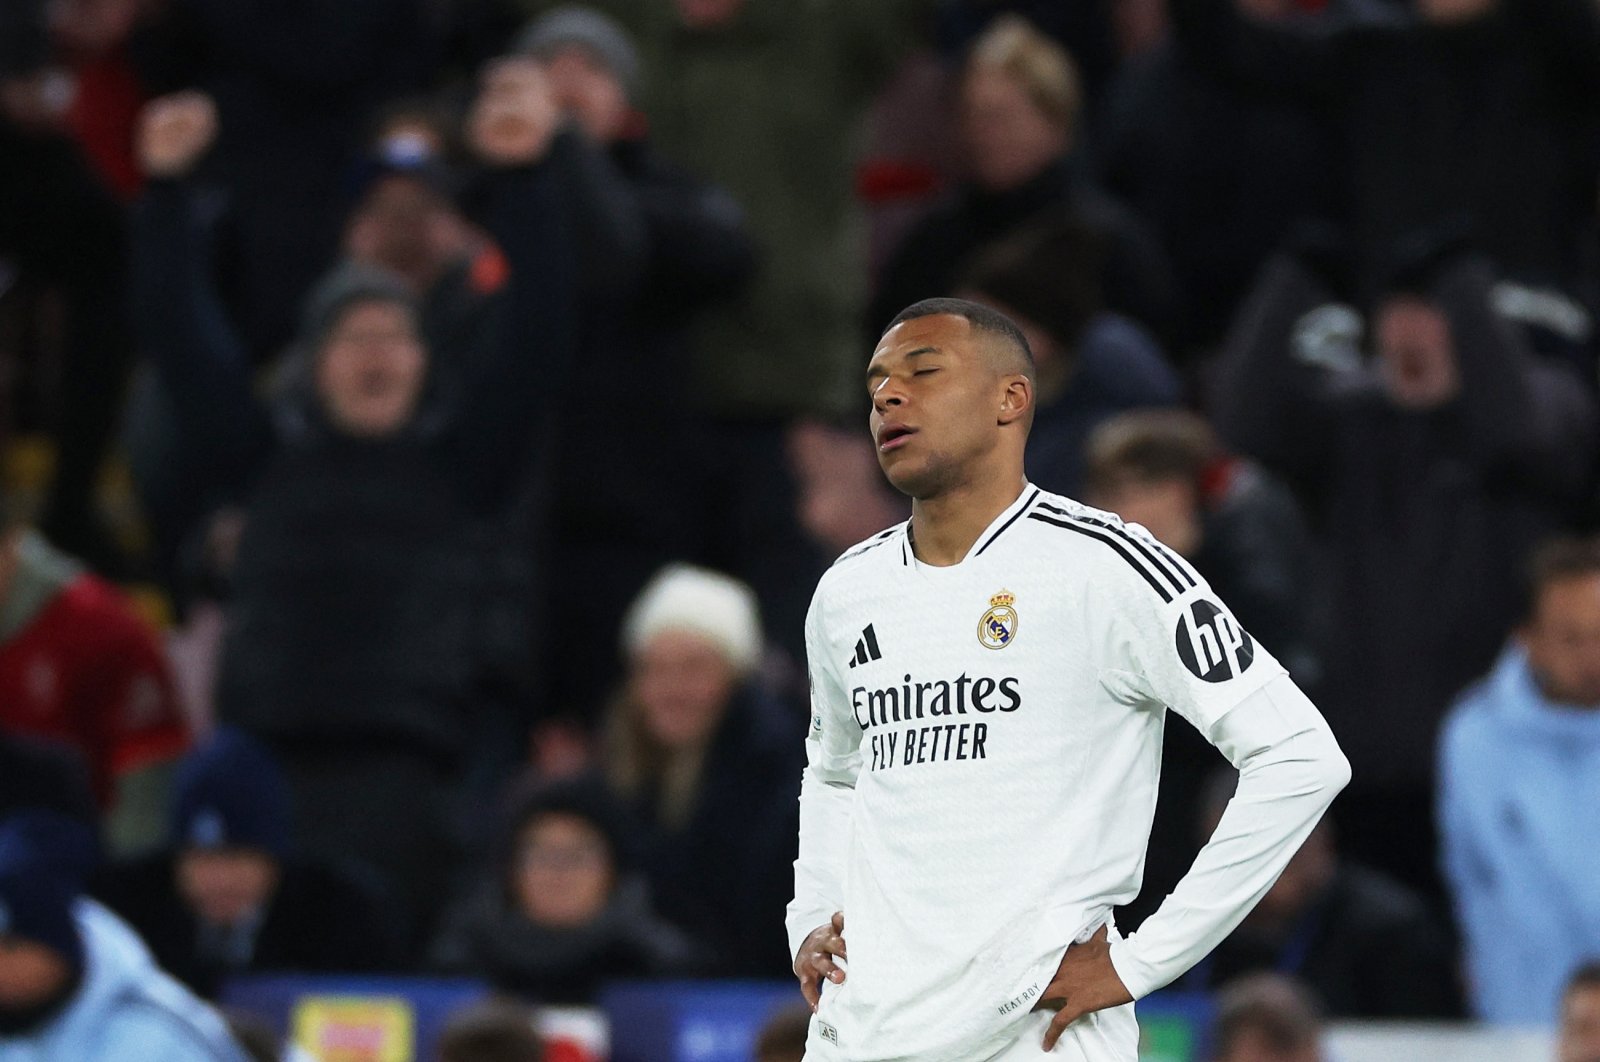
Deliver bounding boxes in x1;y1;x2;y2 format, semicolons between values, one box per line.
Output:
978;589;1018;650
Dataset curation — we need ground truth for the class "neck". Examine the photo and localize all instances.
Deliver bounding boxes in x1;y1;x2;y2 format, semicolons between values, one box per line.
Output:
910;469;1028;566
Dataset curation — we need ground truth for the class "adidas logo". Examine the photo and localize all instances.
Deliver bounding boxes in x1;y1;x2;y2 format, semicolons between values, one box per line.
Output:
848;624;883;668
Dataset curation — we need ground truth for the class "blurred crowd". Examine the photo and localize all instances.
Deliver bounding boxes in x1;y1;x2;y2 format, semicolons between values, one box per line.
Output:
3;0;1600;1058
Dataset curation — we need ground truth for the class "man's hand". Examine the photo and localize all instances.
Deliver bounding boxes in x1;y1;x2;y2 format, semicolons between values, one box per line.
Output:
468;57;559;167
137;91;218;178
1033;925;1133;1051
793;910;847;1012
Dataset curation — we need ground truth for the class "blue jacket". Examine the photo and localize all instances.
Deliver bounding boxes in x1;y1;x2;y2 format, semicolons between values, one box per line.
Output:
0;901;247;1062
1438;646;1600;1025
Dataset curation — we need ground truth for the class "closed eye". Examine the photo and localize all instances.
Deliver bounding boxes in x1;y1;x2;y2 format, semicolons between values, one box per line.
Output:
914;368;939;377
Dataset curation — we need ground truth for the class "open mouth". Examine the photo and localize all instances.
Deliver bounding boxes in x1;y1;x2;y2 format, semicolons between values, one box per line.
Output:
878;425;916;452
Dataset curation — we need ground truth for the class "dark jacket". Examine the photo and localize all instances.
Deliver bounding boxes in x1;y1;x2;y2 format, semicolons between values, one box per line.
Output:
429;876;697;1004
1171;0;1600;296
92;851;400;998
132;140;578;764
1183;864;1462;1018
871;156;1180;340
1213;252;1598;789
618;687;804;979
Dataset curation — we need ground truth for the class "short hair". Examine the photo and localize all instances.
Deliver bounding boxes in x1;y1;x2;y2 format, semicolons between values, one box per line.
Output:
1568;961;1600;1001
1213;974;1323;1059
1085;411;1218;499
754;1003;812;1062
1523;536;1600;624
964;15;1083;134
437;999;543;1062
884;297;1035;380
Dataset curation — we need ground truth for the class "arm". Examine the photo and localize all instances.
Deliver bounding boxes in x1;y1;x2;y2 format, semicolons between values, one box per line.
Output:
786;585;864;1007
1107;673;1350;998
544;127;647;311
443;60;578;514
1211;253;1345;481
131;94;273;479
1432;257;1598;499
635;168;757;307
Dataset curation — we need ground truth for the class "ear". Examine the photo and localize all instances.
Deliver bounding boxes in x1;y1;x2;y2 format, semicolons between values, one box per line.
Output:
997;375;1032;427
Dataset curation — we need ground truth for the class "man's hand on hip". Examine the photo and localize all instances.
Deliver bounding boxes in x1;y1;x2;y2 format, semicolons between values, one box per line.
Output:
794;910;848;1012
1033;925;1133;1050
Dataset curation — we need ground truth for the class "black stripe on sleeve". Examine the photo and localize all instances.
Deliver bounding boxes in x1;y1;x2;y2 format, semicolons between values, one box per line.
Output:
1026;512;1174;602
975;489;1041;556
1146;537;1200;589
1035;502;1189;595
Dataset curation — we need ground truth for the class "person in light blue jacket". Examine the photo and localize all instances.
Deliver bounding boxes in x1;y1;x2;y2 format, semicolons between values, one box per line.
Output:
1439;536;1600;1026
0;813;247;1062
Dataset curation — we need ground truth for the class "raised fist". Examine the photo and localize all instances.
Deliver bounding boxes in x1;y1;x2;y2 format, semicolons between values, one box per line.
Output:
137;91;218;179
468;58;560;167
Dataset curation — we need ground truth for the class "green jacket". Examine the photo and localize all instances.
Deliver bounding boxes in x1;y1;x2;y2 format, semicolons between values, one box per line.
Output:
520;0;931;418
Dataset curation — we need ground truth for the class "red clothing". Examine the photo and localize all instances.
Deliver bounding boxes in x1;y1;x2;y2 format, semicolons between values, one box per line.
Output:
0;573;188;804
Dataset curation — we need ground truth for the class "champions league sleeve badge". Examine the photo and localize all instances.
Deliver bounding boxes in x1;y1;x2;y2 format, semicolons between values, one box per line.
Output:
978;590;1018;650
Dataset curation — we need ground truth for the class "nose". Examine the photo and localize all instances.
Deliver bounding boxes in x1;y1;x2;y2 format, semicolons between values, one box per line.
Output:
872;377;906;414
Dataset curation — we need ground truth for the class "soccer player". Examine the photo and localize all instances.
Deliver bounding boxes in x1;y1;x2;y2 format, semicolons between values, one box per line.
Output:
787;298;1350;1060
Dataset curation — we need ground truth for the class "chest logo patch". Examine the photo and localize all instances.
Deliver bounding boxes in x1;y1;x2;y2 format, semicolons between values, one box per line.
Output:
978;590;1019;650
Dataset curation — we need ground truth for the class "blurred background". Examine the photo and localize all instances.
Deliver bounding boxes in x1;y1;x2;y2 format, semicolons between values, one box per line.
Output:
2;0;1600;1059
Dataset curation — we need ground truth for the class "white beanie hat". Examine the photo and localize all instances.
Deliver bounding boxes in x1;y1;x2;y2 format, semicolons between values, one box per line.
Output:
622;564;763;674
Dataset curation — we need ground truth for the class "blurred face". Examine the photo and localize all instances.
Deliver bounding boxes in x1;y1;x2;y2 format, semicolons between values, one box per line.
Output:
1522;575;1600;708
1216;1028;1319;1062
176;849;279;927
630;630;738;750
541;48;630;143
1090;477;1202;558
1561;984;1600;1062
315;300;428;437
676;0;745;28
1375;296;1458;411
1417;0;1497;24
867;315;1024;500
0;938;70;1009
513;813;614;928
960;67;1069;193
345;176;457;284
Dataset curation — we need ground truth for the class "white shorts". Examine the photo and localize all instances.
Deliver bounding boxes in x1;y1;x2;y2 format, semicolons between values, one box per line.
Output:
801;1001;1138;1062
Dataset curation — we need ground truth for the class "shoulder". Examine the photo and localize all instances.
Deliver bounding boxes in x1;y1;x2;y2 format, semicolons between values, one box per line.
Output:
819;525;907;582
1021;493;1197;599
95;997;242;1062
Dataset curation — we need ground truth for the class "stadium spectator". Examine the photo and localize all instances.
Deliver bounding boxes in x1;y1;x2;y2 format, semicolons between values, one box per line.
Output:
1210;974;1325;1062
603;565;802;977
1439;538;1600;1025
1179;771;1460;1018
93;730;400;999
0;0;152;571
1082;411;1314;671
128;67;577;942
0;812;247;1060
152;0;441;357
518;0;929;662
957;217;1181;498
1214;242;1599;895
515;6;762;720
754;1003;812;1062
1562;964;1600;1062
1170;0;1600;313
1096;0;1338;353
430;775;695;1002
0;518;188;854
436;999;543;1062
872;16;1178;345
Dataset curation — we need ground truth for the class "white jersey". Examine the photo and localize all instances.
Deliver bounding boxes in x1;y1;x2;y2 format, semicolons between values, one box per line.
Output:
787;485;1345;1061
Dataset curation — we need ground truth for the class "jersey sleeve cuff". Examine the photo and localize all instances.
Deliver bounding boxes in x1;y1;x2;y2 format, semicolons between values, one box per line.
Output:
1107;935;1160;1002
786;904;835;966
